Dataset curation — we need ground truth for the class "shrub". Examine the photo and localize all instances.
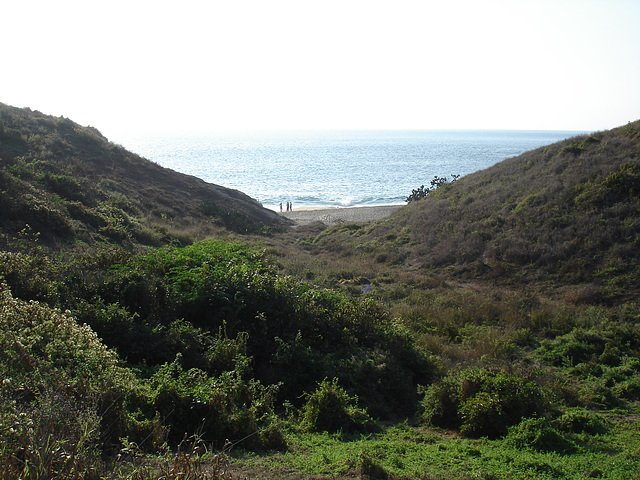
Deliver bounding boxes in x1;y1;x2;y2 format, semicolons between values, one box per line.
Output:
614;374;640;400
406;175;459;202
257;418;288;450
206;329;251;376
0;390;103;479
459;391;506;438
0;251;59;303
420;376;462;430
96;239;429;417
535;328;606;367
15;194;74;238
0;281;145;468
556;408;608;435
300;378;376;434
149;358;282;449
70;298;163;366
577;379;621;409
40;172;84;201
506;418;574;453
421;368;548;438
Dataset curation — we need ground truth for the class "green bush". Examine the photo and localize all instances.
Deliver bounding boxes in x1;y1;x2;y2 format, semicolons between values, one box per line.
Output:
536;321;640;370
2;237;432;441
556;408;608;435
0;281;145;466
459;391;506;438
421;368;548;438
14;194;74;238
206;329;251;376
149;357;282;448
40;172;84;201
536;328;606;367
506;418;574;453
91;240;428;416
604;357;640;400
71;298;164;365
300;378;376;434
577;378;621;409
406;175;459;202
0;389;103;480
0;251;59;303
419;376;462;430
614;374;640;400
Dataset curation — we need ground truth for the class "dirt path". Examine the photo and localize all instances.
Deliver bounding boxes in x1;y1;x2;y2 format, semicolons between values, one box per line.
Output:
279;205;403;226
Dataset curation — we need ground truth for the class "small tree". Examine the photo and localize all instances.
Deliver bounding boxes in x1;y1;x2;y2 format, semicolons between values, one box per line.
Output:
300;378;375;433
406;175;459;203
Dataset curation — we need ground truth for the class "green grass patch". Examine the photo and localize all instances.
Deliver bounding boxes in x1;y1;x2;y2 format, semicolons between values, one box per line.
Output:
237;412;640;479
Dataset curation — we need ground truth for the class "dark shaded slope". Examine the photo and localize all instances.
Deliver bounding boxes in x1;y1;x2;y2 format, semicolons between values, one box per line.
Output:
0;103;286;249
313;121;640;301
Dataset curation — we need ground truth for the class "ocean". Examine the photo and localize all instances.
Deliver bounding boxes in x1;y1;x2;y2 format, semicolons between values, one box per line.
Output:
115;130;584;211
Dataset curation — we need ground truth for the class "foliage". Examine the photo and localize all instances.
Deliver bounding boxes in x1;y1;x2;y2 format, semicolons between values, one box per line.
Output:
421;368;549;438
555;408;608;435
64;240;432;417
533;315;640;407
113;433;234;480
245;415;640;479
0;282;135;475
0;277;283;467
505;418;574;453
505;408;609;455
148;358;283;448
406;174;459;202
300;378;376;434
356;450;389;480
0;235;431;456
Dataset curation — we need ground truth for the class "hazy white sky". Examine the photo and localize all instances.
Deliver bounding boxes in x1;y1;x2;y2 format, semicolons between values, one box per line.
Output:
3;0;639;138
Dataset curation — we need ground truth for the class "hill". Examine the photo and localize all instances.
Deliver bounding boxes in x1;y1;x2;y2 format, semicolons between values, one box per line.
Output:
0;103;286;250
301;120;640;303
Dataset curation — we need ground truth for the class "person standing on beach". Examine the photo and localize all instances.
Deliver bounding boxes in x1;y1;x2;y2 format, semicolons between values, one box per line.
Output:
280;202;283;212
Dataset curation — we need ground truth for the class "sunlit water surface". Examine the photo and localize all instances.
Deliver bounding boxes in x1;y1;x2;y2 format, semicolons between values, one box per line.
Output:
115;130;583;211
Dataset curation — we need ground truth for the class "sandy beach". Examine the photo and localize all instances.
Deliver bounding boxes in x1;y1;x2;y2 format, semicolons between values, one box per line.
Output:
279;205;403;226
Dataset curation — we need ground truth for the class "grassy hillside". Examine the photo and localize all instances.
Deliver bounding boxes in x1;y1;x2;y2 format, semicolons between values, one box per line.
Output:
0;103;286;250
300;120;640;304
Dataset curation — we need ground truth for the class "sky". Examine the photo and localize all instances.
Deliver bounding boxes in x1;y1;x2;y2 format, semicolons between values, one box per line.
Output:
2;0;640;139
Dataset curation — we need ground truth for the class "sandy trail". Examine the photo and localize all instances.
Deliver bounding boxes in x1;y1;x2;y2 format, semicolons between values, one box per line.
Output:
279;205;403;226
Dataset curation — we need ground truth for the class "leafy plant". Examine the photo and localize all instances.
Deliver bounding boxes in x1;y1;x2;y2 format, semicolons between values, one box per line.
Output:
406;174;459;202
421;368;548;438
300;378;376;434
0;281;138;473
555;408;608;435
149;357;282;448
506;418;574;453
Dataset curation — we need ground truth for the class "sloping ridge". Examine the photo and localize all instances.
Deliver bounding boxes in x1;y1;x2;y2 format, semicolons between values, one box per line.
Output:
334;121;640;299
0;103;287;248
